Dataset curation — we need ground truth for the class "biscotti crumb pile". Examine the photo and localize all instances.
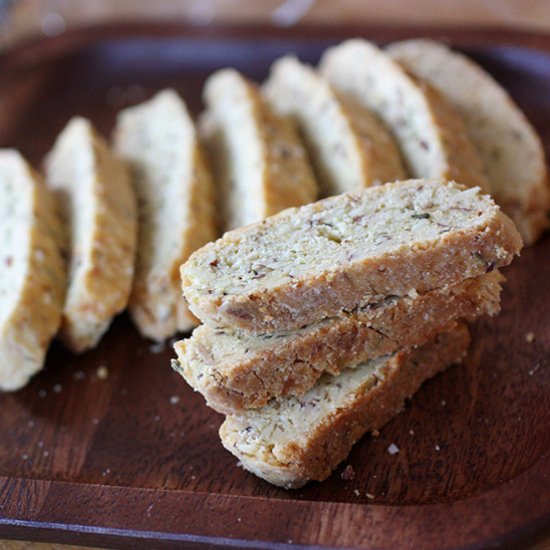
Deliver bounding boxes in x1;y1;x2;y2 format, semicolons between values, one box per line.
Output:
174;179;522;488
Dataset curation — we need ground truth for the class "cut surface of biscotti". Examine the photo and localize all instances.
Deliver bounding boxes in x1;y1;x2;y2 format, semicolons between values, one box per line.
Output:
173;271;501;413
263;55;406;196
319;39;490;193
114;89;217;341
44;117;137;353
387;39;550;245
200;68;318;231
181;179;522;333
220;324;470;489
0;150;66;391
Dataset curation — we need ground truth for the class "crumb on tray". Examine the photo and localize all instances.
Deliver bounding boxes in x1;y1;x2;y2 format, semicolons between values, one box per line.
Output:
341;464;356;480
387;443;400;455
97;365;109;379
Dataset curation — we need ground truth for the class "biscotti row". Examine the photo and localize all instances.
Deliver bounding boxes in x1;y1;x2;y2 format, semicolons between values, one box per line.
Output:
0;90;219;391
277;40;549;241
1;42;397;389
0;78;315;390
173;179;522;487
2;55;389;371
0;131;138;391
201;38;549;243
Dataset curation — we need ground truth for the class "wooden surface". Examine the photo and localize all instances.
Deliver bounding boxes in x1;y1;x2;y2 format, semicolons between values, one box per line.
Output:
0;544;100;550
4;0;550;51
0;24;549;550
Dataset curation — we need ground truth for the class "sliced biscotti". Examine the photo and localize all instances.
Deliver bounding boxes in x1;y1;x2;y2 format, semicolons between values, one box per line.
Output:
174;271;501;413
181;179;522;334
0;150;66;391
387;39;550;244
319;39;490;193
200;68;318;230
44;117;137;353
114;89;217;341
220;324;470;489
263;56;406;196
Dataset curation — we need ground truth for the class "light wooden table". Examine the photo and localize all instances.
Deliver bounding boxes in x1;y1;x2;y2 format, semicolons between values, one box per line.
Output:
3;0;550;48
0;1;549;549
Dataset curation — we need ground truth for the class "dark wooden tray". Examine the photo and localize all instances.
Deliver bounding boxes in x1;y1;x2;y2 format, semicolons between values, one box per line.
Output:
0;23;549;550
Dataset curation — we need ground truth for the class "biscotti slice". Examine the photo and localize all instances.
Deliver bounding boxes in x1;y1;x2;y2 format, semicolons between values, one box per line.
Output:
44;117;137;353
181;179;522;333
0;150;66;391
174;271;501;413
200;68;318;230
220;324;470;489
263;56;406;196
319;39;490;193
387;39;550;245
114;89;217;341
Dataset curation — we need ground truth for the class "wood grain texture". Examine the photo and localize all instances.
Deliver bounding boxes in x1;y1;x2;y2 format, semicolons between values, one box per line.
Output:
0;24;548;550
5;0;550;51
0;544;99;550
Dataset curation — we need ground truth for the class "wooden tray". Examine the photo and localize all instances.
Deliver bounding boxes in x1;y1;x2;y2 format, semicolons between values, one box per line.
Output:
0;24;549;550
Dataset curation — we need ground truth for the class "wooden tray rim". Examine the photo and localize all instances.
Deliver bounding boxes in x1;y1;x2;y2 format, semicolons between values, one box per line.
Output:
3;21;550;71
0;22;549;550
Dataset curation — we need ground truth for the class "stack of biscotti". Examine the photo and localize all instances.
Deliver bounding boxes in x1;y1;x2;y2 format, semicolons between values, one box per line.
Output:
173;179;522;488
